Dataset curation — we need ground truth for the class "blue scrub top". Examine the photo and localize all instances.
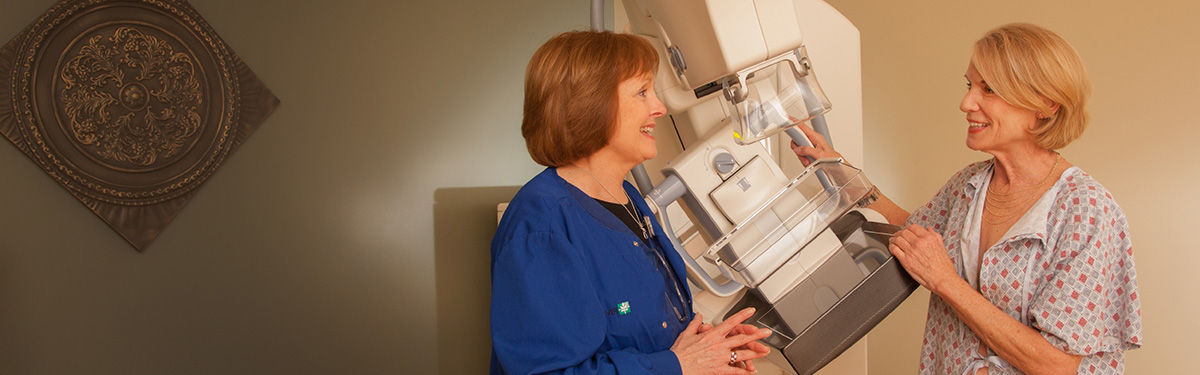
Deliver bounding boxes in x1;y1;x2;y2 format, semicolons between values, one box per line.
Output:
490;168;695;375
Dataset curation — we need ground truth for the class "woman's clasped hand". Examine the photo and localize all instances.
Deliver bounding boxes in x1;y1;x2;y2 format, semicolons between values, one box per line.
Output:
672;308;772;375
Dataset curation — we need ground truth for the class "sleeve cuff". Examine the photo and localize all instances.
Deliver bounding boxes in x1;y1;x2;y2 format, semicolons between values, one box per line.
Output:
644;350;682;375
609;349;682;375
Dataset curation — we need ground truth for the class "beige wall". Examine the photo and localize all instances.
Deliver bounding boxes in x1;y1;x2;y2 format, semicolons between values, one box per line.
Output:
0;0;591;373
821;1;1199;374
2;0;1191;374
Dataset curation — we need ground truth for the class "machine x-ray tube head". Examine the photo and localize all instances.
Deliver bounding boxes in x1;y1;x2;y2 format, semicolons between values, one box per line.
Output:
722;46;832;145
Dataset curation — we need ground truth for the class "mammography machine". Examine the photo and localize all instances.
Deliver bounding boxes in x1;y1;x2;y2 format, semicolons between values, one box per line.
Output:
609;1;920;373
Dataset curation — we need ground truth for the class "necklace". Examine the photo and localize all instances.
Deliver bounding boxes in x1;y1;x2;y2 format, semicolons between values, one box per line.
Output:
571;164;652;239
983;153;1060;224
987;153;1060;197
568;166;686;322
569;166;686;323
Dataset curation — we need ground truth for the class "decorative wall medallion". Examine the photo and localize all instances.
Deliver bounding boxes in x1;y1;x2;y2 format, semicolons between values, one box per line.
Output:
0;0;279;251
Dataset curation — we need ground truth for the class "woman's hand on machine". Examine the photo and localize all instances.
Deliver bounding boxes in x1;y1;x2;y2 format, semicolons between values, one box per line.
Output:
790;122;844;166
672;307;772;375
888;225;958;295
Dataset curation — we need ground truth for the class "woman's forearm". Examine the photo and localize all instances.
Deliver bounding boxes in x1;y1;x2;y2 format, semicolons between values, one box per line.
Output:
866;191;910;226
935;278;1083;375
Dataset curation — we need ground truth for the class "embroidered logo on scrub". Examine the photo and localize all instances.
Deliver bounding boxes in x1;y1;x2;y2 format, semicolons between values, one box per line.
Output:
605;301;631;316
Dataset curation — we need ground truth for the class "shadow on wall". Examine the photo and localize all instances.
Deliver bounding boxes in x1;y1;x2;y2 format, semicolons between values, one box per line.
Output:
433;185;522;374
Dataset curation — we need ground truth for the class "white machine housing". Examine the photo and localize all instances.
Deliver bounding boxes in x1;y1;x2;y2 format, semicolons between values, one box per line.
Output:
617;1;918;374
623;0;832;146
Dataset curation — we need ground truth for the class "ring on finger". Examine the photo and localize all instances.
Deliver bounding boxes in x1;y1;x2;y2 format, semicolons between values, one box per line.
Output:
729;351;738;365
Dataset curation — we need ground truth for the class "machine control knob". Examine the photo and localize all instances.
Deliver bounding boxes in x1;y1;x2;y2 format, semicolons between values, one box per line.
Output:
667;45;687;76
713;152;737;174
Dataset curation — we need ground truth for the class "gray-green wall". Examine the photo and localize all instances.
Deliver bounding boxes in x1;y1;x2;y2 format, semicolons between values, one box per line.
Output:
0;0;593;373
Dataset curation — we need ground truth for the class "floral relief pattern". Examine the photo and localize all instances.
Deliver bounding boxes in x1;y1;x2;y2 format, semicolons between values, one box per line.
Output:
60;26;202;168
1;0;278;250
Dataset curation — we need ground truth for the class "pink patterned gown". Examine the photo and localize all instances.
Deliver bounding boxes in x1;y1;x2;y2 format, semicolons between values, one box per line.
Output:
908;160;1142;375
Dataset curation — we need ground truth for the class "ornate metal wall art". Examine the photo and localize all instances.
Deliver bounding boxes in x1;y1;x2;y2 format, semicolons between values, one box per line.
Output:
0;0;279;251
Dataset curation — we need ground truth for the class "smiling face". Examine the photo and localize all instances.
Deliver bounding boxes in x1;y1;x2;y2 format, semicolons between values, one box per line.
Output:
960;62;1041;154
603;73;665;167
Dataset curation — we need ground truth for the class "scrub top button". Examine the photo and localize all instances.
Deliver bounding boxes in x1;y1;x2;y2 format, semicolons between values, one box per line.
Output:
662;321;668;328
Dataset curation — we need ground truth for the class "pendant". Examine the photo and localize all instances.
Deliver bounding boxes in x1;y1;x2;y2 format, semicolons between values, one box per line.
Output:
642;215;654;239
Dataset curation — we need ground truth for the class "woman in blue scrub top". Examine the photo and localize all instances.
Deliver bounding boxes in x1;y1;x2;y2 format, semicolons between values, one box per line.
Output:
490;30;773;375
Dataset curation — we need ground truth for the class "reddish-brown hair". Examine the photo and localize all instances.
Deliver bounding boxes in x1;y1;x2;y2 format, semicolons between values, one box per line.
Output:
522;31;659;167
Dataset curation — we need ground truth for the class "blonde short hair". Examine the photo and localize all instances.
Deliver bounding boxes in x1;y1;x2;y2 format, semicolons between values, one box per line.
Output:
972;23;1091;150
521;31;659;167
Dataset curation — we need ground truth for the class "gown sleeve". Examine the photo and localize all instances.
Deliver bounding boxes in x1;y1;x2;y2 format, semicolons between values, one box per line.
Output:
1028;185;1143;374
906;164;978;231
490;229;682;375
